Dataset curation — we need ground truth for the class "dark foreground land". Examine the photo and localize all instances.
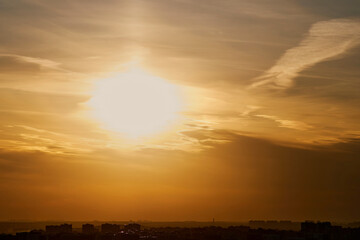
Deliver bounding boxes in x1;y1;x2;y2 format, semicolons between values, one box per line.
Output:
1;221;360;240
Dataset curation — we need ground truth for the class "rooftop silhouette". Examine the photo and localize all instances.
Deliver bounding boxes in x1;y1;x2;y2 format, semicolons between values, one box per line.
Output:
0;221;359;240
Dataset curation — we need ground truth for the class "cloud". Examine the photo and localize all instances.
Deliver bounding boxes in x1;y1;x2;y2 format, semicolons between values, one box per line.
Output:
295;0;360;18
250;18;360;89
0;88;89;114
0;54;62;72
202;133;360;221
256;114;312;131
1;129;360;221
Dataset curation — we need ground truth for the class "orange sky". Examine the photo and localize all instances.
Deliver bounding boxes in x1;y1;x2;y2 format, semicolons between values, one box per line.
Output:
0;0;360;222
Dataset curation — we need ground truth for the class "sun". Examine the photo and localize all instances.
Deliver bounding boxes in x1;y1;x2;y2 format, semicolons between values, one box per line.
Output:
88;66;184;138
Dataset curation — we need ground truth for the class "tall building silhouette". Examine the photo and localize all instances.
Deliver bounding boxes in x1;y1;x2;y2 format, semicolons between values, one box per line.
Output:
101;224;120;234
82;224;95;234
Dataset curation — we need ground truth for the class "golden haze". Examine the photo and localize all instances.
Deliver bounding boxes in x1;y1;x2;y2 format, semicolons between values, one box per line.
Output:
0;0;359;222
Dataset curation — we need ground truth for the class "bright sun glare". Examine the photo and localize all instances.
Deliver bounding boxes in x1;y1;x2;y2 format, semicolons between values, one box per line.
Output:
88;66;184;138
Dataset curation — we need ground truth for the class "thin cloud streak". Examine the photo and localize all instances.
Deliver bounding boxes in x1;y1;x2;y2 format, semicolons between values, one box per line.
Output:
256;114;313;131
0;54;62;70
250;18;360;89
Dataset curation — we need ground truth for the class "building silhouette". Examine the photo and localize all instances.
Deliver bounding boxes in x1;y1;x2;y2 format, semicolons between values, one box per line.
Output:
101;224;120;234
124;223;141;232
45;224;72;234
249;220;300;231
82;224;95;234
2;221;360;240
16;230;44;240
301;221;332;233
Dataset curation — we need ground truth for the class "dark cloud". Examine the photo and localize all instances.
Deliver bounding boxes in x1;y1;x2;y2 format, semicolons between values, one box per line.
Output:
200;131;360;220
284;46;360;103
295;0;360;18
0;130;359;221
128;129;360;220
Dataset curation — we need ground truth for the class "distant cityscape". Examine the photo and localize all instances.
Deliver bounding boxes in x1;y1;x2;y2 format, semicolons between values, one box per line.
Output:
1;221;360;240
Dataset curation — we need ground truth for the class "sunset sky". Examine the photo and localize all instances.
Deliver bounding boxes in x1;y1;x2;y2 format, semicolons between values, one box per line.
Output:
0;0;360;222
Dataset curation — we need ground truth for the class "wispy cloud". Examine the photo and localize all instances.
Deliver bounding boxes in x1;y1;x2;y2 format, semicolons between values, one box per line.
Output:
250;18;360;89
256;114;312;131
0;54;62;70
